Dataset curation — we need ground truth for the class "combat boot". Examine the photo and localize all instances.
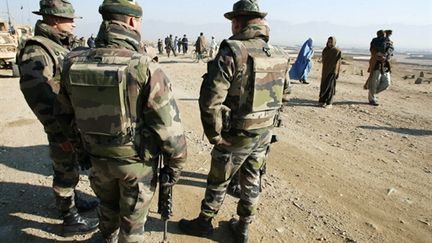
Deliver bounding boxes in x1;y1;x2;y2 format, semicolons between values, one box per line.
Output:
103;229;119;243
61;207;99;237
74;191;99;213
90;229;119;243
178;215;214;237
229;218;249;243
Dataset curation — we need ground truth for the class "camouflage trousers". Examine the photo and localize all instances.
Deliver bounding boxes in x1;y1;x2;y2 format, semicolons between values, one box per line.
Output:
48;134;79;213
200;129;272;221
89;156;156;243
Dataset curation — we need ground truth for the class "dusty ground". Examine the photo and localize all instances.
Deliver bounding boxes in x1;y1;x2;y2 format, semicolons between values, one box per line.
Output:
0;50;431;243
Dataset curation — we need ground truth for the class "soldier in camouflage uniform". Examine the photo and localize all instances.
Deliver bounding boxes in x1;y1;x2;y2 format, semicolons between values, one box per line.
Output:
179;1;289;242
17;0;98;236
55;0;187;242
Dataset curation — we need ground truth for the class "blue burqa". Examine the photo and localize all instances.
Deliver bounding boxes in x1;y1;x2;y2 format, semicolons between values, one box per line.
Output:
289;38;314;81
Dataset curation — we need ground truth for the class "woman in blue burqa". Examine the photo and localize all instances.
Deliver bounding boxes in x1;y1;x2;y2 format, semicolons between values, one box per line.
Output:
289;38;314;84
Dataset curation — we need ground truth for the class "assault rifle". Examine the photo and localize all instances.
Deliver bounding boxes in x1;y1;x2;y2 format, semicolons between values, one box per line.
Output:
158;155;173;243
259;135;278;192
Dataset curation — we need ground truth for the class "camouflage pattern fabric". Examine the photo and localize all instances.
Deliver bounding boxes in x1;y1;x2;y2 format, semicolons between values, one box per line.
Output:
199;24;288;144
17;20;78;213
221;38;288;121
33;0;81;19
89;156;156;241
200;129;271;220
198;23;287;221
224;0;268;20
94;20;142;51
55;20;187;241
99;0;143;18
18;20;71;134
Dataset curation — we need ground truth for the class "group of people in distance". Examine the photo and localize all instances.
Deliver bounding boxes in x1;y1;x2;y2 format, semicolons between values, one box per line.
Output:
288;36;342;108
288;29;394;108
158;34;189;57
157;32;219;61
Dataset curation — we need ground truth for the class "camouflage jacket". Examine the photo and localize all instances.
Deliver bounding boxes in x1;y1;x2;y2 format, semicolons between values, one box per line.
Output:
55;21;186;171
18;20;73;142
199;24;289;144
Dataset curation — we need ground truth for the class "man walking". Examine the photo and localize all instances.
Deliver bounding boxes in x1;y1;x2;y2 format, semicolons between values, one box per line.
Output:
179;1;288;242
195;32;207;58
17;0;98;236
209;36;218;58
165;34;176;57
368;30;394;106
177;36;183;53
174;36;179;53
182;34;189;54
364;30;387;89
157;38;164;54
55;0;187;241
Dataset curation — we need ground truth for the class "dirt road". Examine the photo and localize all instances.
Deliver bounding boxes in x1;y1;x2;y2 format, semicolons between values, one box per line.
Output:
0;53;431;242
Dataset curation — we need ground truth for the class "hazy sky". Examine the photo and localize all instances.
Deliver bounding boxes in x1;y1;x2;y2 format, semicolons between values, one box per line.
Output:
2;0;432;50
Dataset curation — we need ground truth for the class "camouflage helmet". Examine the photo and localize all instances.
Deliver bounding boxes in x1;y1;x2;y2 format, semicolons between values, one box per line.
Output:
224;0;267;20
99;0;143;18
32;0;81;19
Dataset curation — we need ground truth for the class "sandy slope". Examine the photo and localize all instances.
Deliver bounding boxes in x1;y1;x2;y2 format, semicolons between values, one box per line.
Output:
0;51;431;243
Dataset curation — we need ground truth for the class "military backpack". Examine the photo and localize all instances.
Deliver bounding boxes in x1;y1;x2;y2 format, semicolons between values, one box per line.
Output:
221;39;289;130
66;48;150;158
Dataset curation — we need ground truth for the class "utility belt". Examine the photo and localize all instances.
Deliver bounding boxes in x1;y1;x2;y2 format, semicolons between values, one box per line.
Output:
223;107;282;131
82;131;138;158
85;143;138;158
82;131;134;146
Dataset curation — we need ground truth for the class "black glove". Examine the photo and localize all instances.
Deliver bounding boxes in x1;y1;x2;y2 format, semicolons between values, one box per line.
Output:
160;166;181;187
76;150;92;171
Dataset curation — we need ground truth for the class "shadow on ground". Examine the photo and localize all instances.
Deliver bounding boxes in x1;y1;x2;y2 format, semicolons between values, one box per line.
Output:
333;100;370;106
358;125;432;136
144;216;233;243
0;145;52;177
287;98;371;107
286;98;318;107
177;171;208;189
159;60;196;64
0;182;97;243
0;145;225;241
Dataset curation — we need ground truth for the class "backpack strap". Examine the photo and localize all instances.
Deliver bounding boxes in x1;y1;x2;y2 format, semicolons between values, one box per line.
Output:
220;39;249;75
22;36;68;77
